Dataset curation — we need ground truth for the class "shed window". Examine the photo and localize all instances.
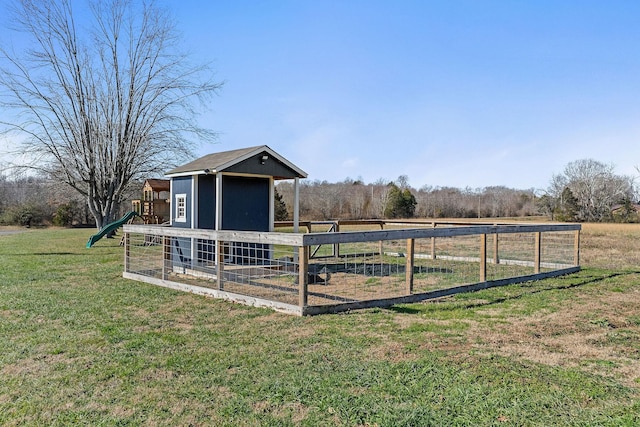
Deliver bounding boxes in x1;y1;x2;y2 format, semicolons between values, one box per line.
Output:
175;194;187;222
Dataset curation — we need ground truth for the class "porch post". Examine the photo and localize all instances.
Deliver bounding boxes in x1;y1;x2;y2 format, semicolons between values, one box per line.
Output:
293;177;300;233
292;177;301;266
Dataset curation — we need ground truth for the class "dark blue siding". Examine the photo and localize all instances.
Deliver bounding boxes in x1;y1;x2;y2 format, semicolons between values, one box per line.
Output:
197;175;216;229
226;151;301;179
197;175;217;262
171;176;193;268
172;176;192;229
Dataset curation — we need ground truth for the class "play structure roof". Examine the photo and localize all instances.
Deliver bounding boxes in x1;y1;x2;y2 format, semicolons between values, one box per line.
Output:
144;179;170;192
165;145;307;180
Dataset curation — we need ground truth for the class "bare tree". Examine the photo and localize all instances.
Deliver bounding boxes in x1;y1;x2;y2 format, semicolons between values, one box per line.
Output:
0;0;222;228
550;159;635;222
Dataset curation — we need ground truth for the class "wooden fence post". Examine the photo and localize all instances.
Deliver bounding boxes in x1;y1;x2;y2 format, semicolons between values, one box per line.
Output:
163;236;171;280
534;232;542;274
299;246;309;308
480;233;487;282
493;231;499;265
124;232;130;272
379;222;384;261
574;229;581;266
406;238;415;295
334;221;340;258
431;222;436;260
217;240;225;290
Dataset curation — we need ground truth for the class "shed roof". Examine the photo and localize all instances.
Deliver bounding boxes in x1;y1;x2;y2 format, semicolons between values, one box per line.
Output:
165;145;307;179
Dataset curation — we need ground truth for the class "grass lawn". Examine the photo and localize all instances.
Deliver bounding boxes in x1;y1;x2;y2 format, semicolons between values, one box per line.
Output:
1;225;639;426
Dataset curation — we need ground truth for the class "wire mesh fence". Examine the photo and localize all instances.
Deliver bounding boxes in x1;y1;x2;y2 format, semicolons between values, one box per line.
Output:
123;222;581;315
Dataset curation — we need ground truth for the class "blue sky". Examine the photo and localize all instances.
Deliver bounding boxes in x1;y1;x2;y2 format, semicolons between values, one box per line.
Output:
172;0;640;190
3;1;640;191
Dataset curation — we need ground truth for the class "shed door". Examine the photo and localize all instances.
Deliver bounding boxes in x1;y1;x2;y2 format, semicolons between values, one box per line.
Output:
222;176;269;231
222;176;270;264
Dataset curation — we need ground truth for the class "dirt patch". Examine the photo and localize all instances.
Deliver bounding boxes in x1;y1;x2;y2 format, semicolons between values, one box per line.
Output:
0;227;26;236
468;287;640;387
1;352;70;377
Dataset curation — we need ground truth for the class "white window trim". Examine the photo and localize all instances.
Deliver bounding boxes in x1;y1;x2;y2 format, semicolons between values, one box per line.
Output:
175;193;187;223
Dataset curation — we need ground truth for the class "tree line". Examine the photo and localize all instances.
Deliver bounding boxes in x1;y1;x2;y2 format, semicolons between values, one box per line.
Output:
1;158;637;227
275;176;539;221
275;160;637;223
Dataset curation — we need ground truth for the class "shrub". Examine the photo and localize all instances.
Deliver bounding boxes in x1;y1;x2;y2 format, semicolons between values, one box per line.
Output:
52;201;81;227
0;204;45;227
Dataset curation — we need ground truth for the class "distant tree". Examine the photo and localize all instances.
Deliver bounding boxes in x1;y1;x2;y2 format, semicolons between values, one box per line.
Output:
370;179;392;218
556;187;579;222
612;196;639;223
384;183;416;219
274;188;288;221
548;159;635;222
0;0;222;229
395;175;410;189
401;188;417;218
536;193;557;220
383;185;402;218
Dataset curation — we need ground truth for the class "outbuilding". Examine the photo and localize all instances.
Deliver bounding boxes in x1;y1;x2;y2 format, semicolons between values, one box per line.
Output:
165;145;307;265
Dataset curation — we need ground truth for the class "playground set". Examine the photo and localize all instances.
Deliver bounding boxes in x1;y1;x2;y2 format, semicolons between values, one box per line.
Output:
86;179;171;248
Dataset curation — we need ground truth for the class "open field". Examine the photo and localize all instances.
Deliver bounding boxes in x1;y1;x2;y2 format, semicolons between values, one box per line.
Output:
1;223;639;425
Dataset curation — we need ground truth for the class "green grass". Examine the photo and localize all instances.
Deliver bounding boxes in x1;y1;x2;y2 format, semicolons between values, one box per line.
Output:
1;228;639;425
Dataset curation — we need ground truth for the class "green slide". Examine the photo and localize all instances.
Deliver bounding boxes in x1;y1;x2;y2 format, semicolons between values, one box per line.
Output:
86;211;140;248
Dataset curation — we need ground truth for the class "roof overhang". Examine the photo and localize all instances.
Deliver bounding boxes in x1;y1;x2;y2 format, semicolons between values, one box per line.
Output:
164;145;307;179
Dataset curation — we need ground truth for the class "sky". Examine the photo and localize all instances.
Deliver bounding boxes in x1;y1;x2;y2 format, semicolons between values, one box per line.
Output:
3;0;640;191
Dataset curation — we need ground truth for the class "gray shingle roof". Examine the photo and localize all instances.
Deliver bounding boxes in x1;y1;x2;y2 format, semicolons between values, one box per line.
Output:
165;145;307;179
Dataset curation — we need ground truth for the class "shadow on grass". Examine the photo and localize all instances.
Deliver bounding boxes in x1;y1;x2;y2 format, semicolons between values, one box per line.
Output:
2;252;86;256
388;270;640;314
34;252;81;256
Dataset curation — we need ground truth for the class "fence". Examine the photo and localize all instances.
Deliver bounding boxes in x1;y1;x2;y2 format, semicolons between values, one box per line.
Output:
122;222;581;315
